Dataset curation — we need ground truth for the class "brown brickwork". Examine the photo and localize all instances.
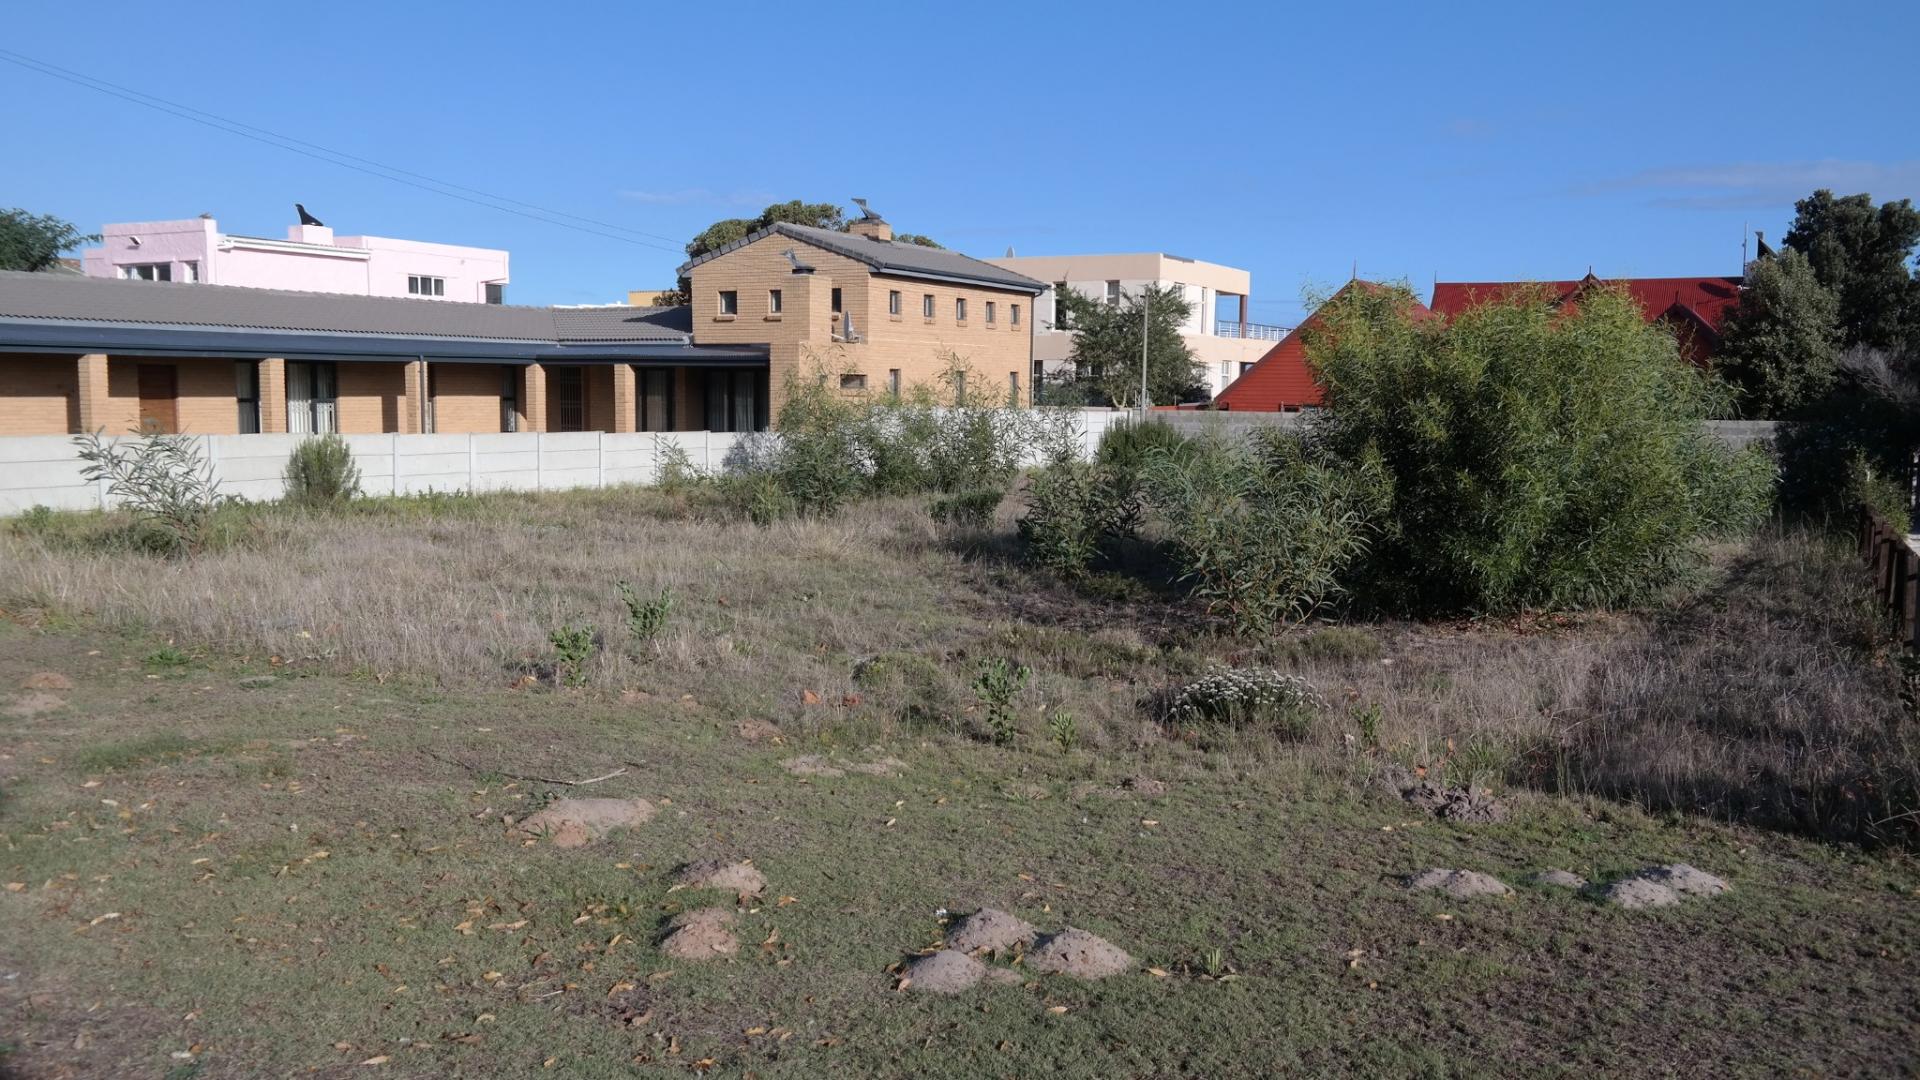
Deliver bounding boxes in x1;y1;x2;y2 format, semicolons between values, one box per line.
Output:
522;363;548;432
259;358;287;433
101;357;243;435
611;364;636;433
336;362;404;433
0;354;80;434
431;362;510;434
76;353;109;433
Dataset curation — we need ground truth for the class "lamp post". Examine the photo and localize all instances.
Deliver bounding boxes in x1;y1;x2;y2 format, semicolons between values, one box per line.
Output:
1139;285;1150;420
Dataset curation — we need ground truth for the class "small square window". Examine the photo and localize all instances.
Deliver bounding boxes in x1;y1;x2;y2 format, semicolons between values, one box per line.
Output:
1012;303;1021;326
1105;280;1121;305
718;290;738;315
768;288;783;314
830;287;842;314
955;298;968;322
839;372;867;391
922;294;935;319
888;369;902;396
888;290;901;316
985;301;996;324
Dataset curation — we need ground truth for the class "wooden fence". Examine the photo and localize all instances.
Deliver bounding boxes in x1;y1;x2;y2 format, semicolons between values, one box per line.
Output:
1861;508;1920;647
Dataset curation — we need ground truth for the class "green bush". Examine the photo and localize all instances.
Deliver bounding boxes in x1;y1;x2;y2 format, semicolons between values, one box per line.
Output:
1776;384;1915;529
616;582;673;642
284;434;361;507
1308;282;1777;613
1166;666;1324;739
72;429;225;556
1143;429;1385;634
1017;459;1104;577
548;622;596;686
971;657;1031;746
928;488;1004;529
1096;418;1191;473
1847;451;1911;533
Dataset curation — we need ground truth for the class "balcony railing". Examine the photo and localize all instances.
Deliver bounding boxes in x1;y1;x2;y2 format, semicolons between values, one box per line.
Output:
1215;320;1290;340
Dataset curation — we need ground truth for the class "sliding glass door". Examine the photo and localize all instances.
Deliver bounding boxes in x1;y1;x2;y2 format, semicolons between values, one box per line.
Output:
286;362;338;434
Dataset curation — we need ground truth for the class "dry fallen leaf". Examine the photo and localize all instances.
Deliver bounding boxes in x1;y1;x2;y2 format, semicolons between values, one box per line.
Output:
1046;1005;1069;1015
776;895;798;907
1147;967;1170;977
360;1055;390;1066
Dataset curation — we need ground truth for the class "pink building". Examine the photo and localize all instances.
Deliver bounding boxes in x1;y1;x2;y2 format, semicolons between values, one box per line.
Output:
81;214;511;304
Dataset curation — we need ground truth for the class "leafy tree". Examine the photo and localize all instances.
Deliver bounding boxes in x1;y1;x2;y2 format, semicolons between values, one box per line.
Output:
893;233;943;249
1783;190;1920;350
1049;283;1205;407
1308;283;1775;613
657;200;942;305
0;208;98;272
1716;248;1842;417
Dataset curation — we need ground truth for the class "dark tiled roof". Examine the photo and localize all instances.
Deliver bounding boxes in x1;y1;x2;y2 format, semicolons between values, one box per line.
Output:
0;271;691;344
677;223;1046;293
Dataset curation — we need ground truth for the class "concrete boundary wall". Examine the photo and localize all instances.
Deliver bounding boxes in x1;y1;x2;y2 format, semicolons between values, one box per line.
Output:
0;431;744;515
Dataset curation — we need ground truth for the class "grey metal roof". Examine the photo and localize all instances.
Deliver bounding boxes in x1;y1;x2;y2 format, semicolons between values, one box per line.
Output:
0;271;691;344
677;223;1047;294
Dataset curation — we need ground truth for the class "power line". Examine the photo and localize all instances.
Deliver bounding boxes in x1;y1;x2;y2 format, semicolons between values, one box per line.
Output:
0;47;689;256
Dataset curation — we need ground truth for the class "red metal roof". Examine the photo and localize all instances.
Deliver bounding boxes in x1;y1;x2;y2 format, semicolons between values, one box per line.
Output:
1213;281;1430;412
1429;274;1742;364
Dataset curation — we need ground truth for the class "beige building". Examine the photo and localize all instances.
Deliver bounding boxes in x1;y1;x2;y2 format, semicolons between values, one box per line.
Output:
984;252;1287;399
679;211;1044;412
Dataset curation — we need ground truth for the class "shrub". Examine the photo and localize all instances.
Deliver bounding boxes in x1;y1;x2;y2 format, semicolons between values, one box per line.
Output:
1846;451;1911;533
1166;666;1324;738
1046;708;1079;752
548;622;596;686
1308;282;1776;613
1143;429;1385;634
720;470;797;526
284;434;361;507
971;657;1031;746
616;582;673;643
72;429;224;556
1294;625;1383;662
1096;418;1191;474
656;437;703;494
928;487;1003;529
1017;459;1104;577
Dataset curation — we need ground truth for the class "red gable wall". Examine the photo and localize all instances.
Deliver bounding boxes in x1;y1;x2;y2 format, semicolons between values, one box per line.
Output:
1430;276;1741;364
1213;281;1431;412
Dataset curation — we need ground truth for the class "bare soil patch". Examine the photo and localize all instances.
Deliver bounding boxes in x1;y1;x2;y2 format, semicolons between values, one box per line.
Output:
1406;869;1513;898
945;908;1037;955
901;949;986;994
1025;928;1132;979
19;671;72;691
508;797;656;848
659;908;739;961
673;859;767;898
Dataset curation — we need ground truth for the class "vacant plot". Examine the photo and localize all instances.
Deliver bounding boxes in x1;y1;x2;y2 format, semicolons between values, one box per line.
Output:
1;492;1915;1077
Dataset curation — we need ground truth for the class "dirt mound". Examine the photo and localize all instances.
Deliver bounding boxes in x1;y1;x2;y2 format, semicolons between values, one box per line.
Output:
20;672;73;691
1400;779;1507;823
734;718;782;743
901;950;986;994
1118;776;1167;797
1597;877;1681;909
1636;863;1729;898
673;860;767;897
945;908;1037;955
780;754;906;778
1532;869;1588;889
4;692;66;719
846;757;908;776
1002;781;1052;801
1025;929;1132;979
1405;868;1512;898
508;798;655;849
1598;864;1730;908
659;908;738;960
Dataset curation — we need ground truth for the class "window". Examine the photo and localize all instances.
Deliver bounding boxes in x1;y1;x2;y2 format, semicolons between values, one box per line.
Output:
549;366;586;432
955;297;968;322
1011;303;1021;326
839;373;868;391
408;275;446;297
501;366;520;432
285;362;338;434
922;293;935;319
1052;283;1070;329
768;288;783;315
235;362;260;434
700;368;767;432
485;282;505;305
182;261;200;283
888;369;902;397
717;290;738;316
120;263;171;281
952;370;967;402
830;287;843;314
1105;280;1121;305
1008;371;1020;402
986;301;997;324
639;368;674;431
888;290;902;316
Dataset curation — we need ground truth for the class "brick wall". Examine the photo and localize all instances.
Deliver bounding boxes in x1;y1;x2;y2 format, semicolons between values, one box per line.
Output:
431;362;508;434
102;357;244;435
0;354;80;434
336;362;404;434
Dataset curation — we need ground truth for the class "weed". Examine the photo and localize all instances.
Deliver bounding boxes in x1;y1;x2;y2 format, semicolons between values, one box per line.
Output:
928;487;1004;529
616;582;673;643
284;434;362;507
143;646;192;672
1352;702;1383;751
1046;708;1080;752
1167;666;1324;739
548;622;597;686
72;428;225;556
972;657;1031;746
1296;626;1383;663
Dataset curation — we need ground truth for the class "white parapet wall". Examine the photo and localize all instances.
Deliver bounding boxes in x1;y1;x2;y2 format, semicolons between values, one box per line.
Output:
0;431;746;515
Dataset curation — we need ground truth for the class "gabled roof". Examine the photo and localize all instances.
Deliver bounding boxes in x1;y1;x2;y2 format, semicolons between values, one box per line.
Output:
1212;281;1431;412
677;222;1046;294
0;271;766;363
1429;275;1742;331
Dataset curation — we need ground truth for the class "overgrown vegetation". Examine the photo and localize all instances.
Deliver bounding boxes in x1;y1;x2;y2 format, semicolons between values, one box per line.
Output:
71;428;225;556
1165;666;1323;738
283;433;362;507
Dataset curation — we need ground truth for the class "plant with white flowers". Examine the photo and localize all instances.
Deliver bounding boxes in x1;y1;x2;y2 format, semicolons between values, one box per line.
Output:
1167;666;1324;738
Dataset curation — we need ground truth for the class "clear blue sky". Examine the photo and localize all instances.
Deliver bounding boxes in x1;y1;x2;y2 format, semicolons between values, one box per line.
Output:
6;0;1916;324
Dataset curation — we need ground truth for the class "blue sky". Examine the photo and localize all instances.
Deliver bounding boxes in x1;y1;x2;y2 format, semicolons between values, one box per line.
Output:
6;0;1916;324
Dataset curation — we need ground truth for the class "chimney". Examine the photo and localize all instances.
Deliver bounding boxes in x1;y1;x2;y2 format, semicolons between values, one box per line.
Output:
848;216;892;242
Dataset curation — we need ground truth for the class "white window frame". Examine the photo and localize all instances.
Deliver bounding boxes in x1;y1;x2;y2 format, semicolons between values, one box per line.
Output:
120;263;171;281
408;275;446;297
768;288;783;315
718;290;739;315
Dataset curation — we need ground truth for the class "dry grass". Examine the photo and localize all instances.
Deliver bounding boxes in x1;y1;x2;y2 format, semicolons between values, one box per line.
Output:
3;491;1911;846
